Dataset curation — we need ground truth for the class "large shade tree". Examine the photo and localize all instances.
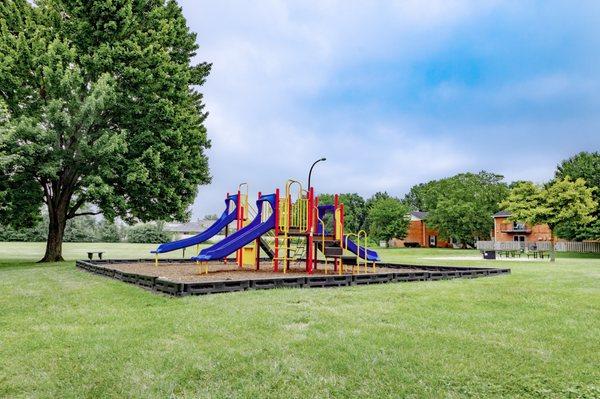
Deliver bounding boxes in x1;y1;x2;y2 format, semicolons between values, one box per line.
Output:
554;151;600;240
0;0;211;261
366;196;410;243
405;172;509;246
500;178;596;261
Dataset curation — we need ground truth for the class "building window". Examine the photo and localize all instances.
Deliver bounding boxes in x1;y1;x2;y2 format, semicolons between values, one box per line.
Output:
513;235;525;249
513;222;526;231
429;235;437;247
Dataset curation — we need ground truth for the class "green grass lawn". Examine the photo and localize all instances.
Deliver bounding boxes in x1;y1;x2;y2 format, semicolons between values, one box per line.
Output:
1;242;599;398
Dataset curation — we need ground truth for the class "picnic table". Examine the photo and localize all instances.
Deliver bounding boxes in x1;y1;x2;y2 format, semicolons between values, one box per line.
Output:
498;250;521;258
526;250;547;259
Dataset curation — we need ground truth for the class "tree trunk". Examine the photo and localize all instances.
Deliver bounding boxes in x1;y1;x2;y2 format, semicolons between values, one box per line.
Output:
550;235;556;262
40;203;68;262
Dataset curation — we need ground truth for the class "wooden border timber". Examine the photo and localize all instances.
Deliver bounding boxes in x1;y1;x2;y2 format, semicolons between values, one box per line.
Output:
76;259;511;297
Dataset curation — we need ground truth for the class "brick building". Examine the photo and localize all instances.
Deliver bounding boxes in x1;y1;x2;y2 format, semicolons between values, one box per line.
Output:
390;211;451;248
492;210;553;244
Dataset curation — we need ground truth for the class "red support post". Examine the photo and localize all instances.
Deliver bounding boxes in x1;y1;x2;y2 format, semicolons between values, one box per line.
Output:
236;190;242;268
334;194;339;272
286;192;292;271
274;188;280;272
314;196;319;271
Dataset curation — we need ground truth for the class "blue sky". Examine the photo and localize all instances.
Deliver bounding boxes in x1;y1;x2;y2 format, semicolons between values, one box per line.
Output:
178;0;600;218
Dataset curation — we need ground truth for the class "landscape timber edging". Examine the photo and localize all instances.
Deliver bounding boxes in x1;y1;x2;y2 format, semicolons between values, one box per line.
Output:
75;259;511;297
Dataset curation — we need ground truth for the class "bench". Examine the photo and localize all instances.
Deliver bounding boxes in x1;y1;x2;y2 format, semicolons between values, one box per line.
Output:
87;251;104;260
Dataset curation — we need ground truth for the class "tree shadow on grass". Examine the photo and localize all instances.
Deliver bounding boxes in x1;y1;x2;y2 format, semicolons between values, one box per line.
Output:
0;260;72;271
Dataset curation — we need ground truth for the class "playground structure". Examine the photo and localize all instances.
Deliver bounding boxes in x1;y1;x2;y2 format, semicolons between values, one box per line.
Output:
152;180;380;275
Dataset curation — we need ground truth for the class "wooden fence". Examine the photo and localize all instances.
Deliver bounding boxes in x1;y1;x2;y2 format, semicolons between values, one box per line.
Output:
554;241;600;253
476;241;600;253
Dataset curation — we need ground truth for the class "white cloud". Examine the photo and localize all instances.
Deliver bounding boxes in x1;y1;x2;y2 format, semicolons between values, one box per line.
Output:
178;0;599;218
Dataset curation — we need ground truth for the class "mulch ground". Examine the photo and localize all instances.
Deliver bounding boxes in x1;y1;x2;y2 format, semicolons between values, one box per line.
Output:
101;260;418;283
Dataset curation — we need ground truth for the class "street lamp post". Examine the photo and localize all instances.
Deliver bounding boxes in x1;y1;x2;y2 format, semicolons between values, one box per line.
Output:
307;157;326;190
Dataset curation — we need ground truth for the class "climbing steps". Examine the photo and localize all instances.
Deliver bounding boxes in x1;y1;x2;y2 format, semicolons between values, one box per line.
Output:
318;242;357;262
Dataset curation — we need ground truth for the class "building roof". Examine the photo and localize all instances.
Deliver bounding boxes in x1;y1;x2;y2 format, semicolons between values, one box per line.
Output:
164;220;213;233
493;210;512;218
410;211;429;220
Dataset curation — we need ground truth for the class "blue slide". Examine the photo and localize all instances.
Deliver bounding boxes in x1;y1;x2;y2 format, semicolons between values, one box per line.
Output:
344;235;380;262
151;194;239;254
192;194;276;261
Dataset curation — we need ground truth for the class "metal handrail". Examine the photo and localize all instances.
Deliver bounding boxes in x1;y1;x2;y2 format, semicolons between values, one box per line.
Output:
344;232;360;274
356;230;369;273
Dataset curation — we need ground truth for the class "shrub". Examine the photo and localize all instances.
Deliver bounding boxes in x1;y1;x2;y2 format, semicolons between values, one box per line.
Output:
126;222;172;244
0;222;47;241
97;221;122;242
64;215;98;242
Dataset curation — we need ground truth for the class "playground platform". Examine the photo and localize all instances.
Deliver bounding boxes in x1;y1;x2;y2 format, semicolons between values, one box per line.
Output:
76;258;511;296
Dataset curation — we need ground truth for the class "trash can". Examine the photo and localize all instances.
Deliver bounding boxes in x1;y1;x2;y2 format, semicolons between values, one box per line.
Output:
483;250;496;260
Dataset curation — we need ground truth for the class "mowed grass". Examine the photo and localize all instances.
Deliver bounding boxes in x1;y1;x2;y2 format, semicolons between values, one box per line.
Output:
0;243;599;398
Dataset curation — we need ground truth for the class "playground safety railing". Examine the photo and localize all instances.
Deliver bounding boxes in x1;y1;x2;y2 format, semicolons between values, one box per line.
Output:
356;230;371;273
344;233;359;274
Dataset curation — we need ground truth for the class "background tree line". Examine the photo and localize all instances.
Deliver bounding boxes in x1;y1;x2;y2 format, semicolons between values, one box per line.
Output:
0;213;172;244
321;151;599;247
1;151;597;247
501;152;598;261
317;192;411;244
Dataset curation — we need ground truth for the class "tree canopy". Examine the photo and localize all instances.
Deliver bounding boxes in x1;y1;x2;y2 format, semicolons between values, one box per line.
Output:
0;0;211;261
405;172;509;246
318;193;366;233
366;196;410;242
554;151;600;240
500;178;597;261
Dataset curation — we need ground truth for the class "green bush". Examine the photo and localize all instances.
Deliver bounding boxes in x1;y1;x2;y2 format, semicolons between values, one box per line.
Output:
0;207;169;244
126;222;172;244
64;215;98;242
97;221;122;242
0;222;47;241
0;215;127;243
